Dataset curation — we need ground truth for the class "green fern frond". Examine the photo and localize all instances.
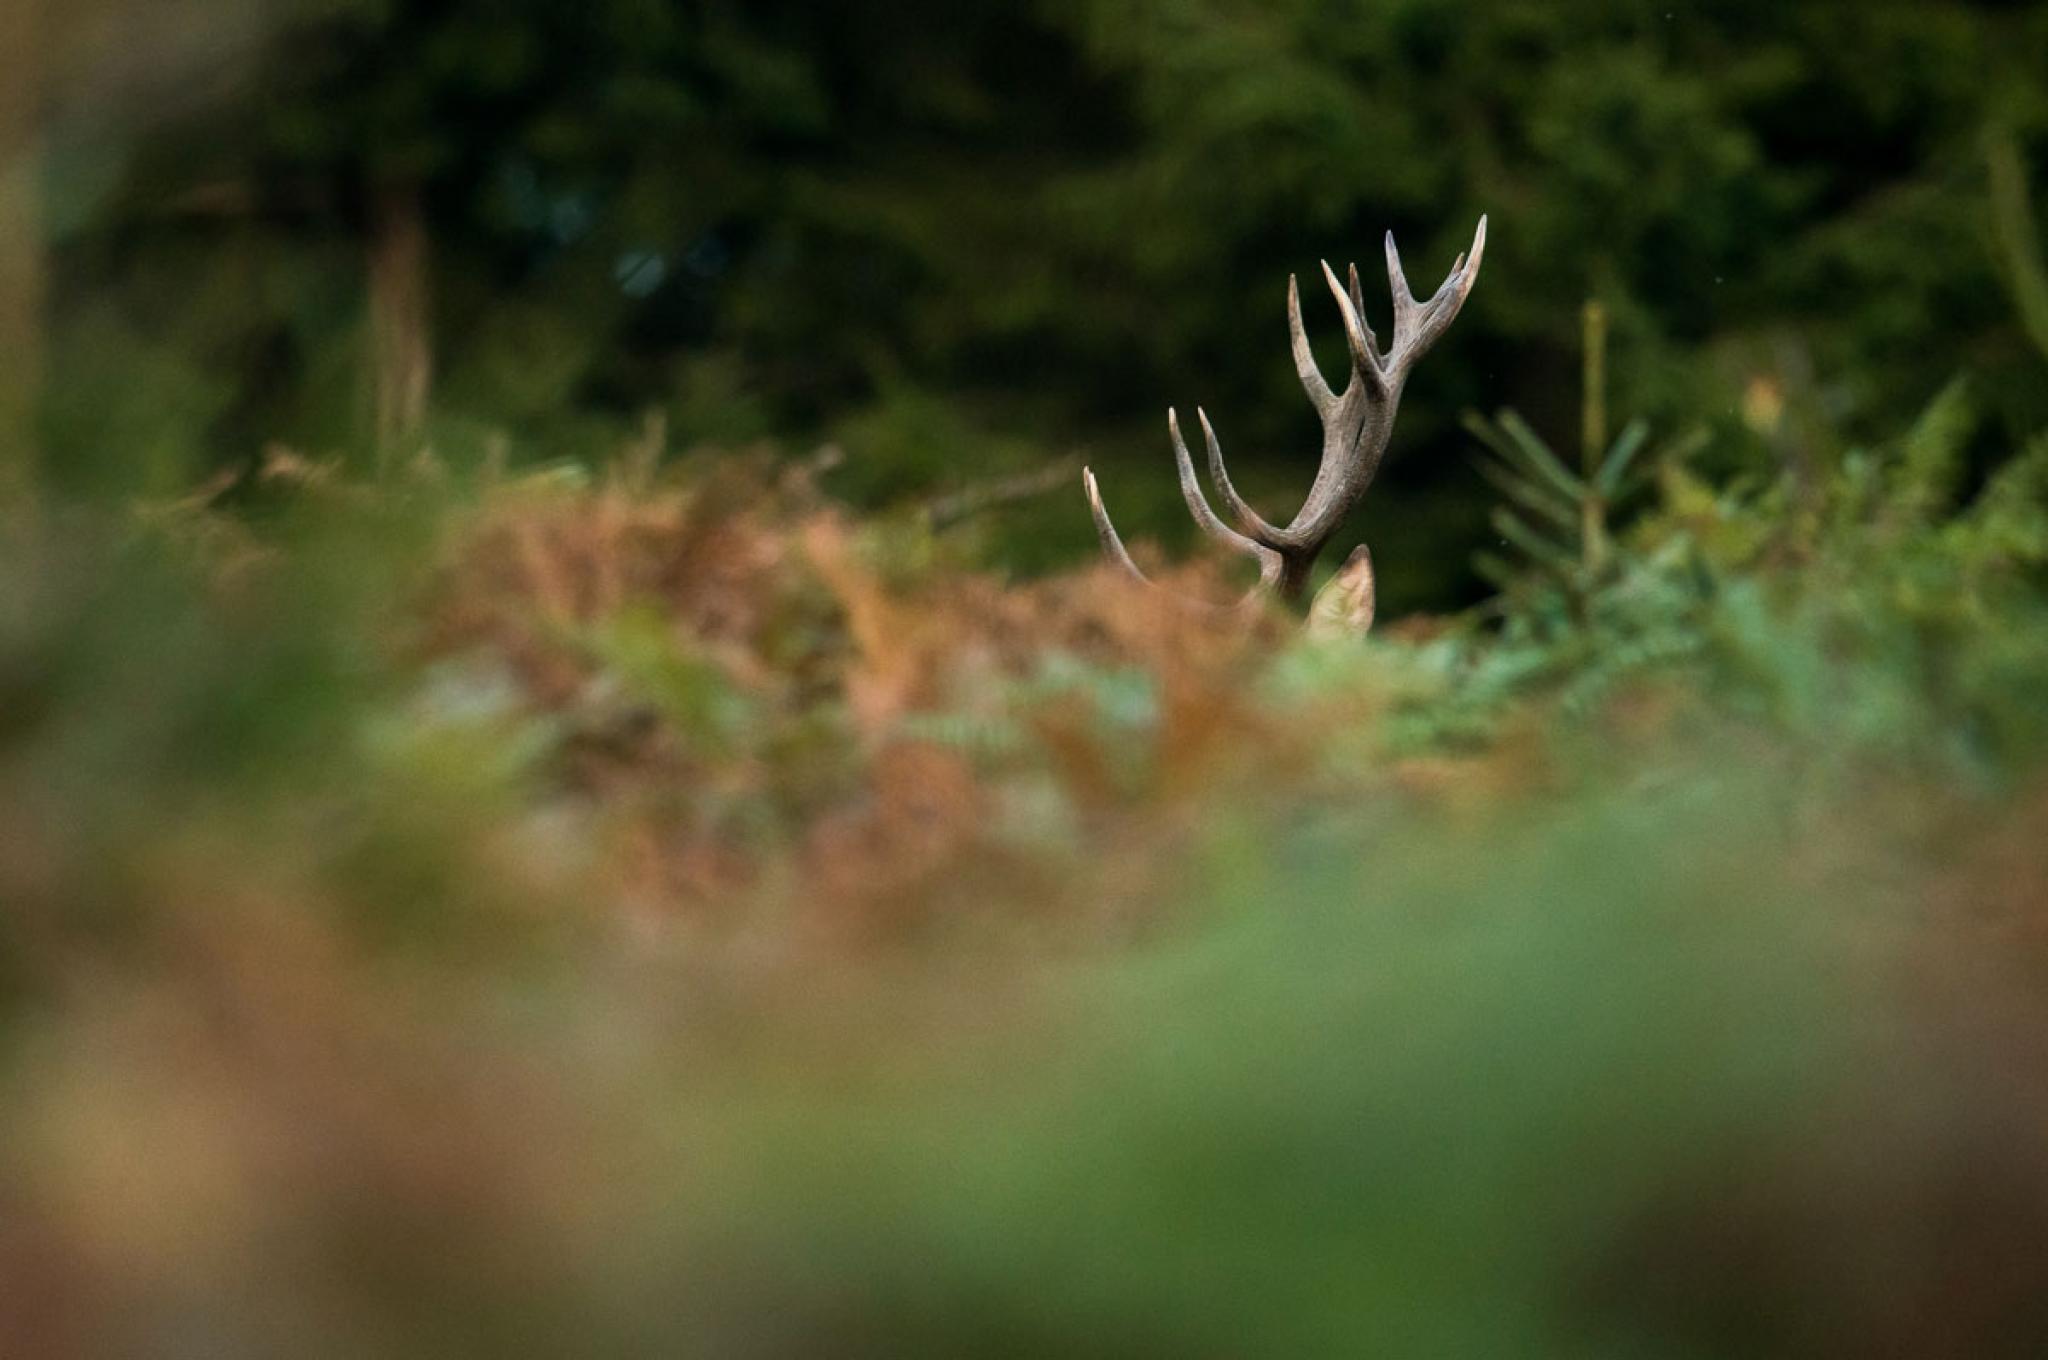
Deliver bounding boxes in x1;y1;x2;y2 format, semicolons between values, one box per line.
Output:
1892;376;1974;521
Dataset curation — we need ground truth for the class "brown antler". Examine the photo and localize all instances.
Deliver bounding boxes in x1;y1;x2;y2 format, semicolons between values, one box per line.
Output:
1085;215;1486;631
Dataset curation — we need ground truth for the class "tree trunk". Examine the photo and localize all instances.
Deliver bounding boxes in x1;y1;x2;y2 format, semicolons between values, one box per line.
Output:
368;180;432;472
0;0;45;500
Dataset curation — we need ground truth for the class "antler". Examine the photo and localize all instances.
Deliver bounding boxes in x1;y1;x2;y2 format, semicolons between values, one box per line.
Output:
1084;215;1486;632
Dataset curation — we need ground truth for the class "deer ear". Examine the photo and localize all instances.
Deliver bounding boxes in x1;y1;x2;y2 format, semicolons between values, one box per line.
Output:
1306;545;1377;640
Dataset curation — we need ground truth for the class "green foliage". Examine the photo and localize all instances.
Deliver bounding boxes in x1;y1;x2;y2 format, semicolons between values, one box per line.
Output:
9;333;2048;1347
1463;302;1707;623
1419;369;2048;783
1468;409;1651;581
38;0;2048;606
582;605;757;756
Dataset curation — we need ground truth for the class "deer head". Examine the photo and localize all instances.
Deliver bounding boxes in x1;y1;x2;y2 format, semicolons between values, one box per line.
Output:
1084;216;1487;635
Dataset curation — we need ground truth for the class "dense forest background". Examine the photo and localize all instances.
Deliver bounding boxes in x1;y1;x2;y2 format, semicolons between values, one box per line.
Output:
14;0;2048;608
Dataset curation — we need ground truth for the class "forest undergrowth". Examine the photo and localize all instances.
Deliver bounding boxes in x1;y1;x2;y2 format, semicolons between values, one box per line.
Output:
8;368;2048;1354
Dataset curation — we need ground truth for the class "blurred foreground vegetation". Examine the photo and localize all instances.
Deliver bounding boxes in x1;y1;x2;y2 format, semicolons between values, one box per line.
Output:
9;2;2048;1355
8;347;2048;1350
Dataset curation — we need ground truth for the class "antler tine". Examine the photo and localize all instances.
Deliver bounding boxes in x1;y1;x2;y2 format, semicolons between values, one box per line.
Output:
1168;407;1264;555
1193;407;1284;545
1385;214;1487;373
1423;214;1486;317
1320;261;1389;395
1083;467;1149;585
1079;419;1284;613
1383;230;1422;352
1286;274;1335;415
1346;262;1381;362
